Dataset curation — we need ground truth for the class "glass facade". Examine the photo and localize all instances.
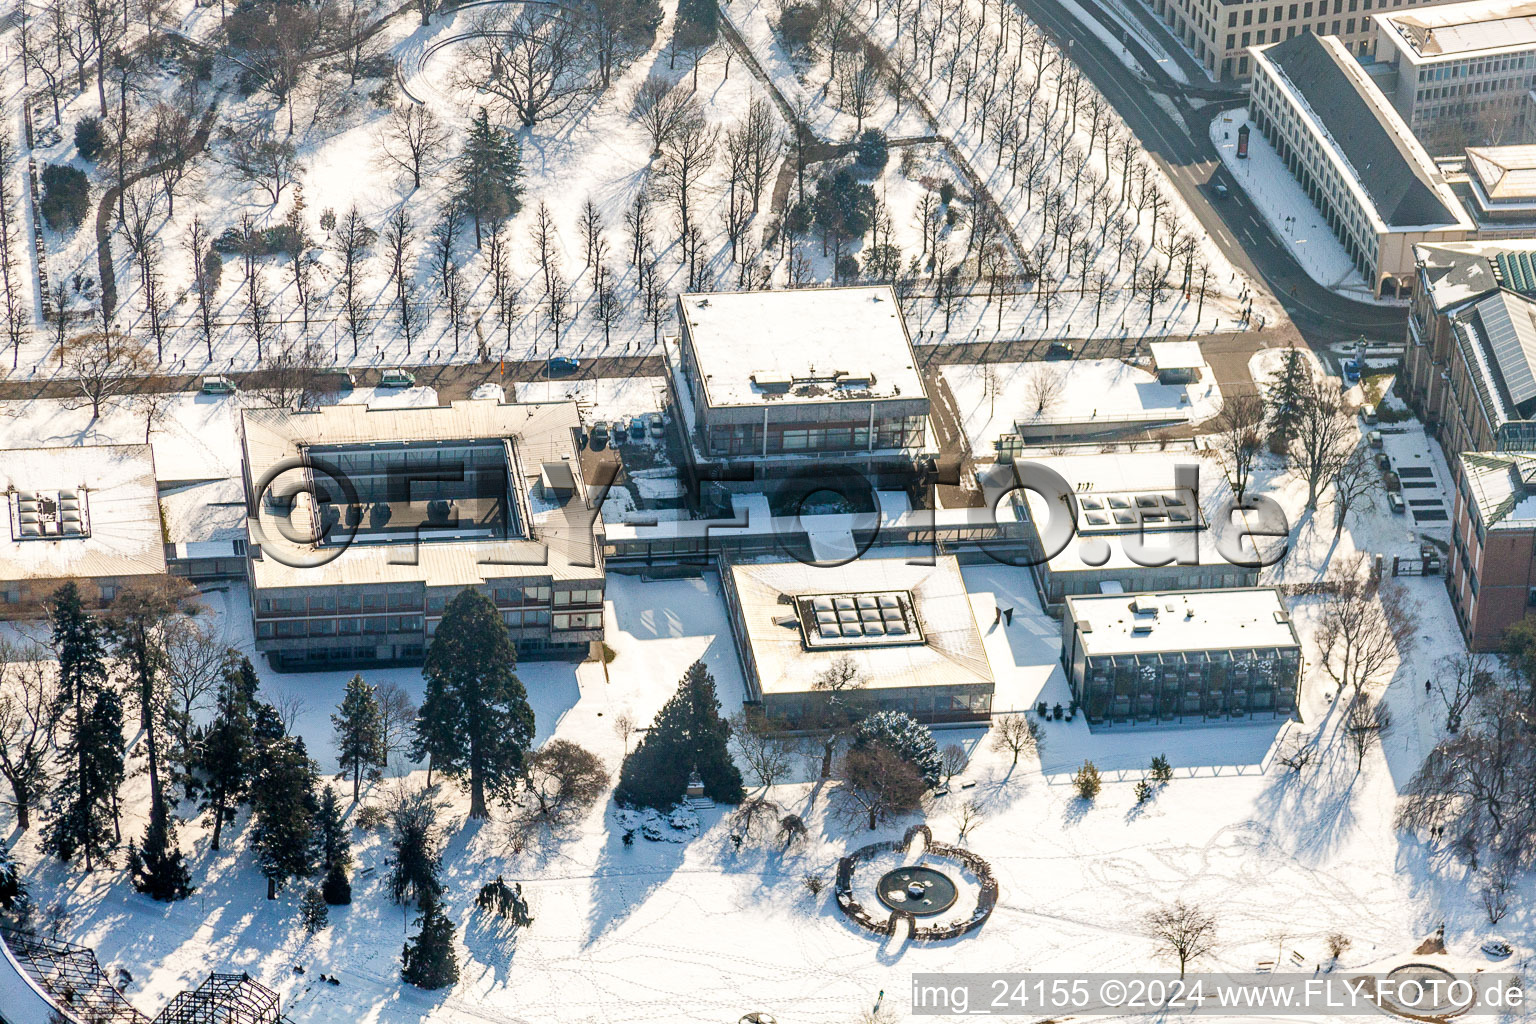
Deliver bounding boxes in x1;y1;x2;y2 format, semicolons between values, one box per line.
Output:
1074;647;1300;726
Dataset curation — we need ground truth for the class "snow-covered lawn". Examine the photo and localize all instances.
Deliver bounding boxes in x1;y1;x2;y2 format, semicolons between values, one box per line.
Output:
941;357;1222;453
1211;110;1403;306
5;543;1513;1024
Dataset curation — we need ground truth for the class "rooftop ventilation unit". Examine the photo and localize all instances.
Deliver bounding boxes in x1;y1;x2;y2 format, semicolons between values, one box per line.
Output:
751;372;793;392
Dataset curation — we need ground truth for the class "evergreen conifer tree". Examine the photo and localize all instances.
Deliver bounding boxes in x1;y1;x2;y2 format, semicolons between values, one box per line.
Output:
388;790;443;906
190;654;263;851
300;886;329;934
128;810;194;902
0;837;24;912
454;108;524;245
315;785;353;905
1266;344;1312;450
615;661;744;809
414;589;535;817
401;892;459;989
250;735;319;899
43;583;124;870
332;675;385;801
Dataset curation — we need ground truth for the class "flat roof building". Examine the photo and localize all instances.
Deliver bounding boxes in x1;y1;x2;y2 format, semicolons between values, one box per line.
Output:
1061;588;1302;727
1;444;168;617
993;453;1266;612
240;398;605;670
1249;32;1475;297
1372;0;1536;151
663;287;932;487
722;554;994;726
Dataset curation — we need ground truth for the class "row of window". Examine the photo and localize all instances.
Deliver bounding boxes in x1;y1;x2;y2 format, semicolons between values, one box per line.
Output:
258;583;598;618
704;418;927;457
1229;0;1385;28
259;615;425;639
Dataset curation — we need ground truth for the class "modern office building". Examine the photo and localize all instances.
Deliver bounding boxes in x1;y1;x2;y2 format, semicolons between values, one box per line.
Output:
1371;0;1536;151
1060;588;1302;727
1403;240;1536;456
663;287;933;487
1144;0;1463;81
240;399;605;669
722;554;995;726
997;453;1266;613
0;444;168;618
1447;449;1536;647
1249;32;1475;297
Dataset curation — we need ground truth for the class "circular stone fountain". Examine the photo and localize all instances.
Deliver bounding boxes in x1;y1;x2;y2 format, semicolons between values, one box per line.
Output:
875;866;959;916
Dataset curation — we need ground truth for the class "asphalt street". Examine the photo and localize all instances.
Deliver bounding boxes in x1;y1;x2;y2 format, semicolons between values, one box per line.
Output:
1013;0;1410;352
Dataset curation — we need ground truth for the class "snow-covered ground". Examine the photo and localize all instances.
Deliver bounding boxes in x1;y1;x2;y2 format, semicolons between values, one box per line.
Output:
941;357;1222;453
512;376;670;425
1211;110;1403;306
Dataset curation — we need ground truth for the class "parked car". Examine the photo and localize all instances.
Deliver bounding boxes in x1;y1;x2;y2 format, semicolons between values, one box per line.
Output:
629;417;647;441
326;369;356;391
380;368;416;388
648;413;664;439
610;419;628;444
201;375;236;395
548;356;580;376
589;422;610;451
1361;403;1378;424
1388;492;1405;514
1368;430;1383;448
1342;359;1362;385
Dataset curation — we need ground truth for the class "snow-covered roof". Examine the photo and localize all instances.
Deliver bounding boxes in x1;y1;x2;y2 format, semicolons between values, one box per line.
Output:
240;399;603;589
1064;588;1300;656
1148;341;1205;370
676;287;926;408
158;478;247;546
0;445;167;583
1460;450;1536;528
1466;146;1536;201
727;555;994;695
1253;34;1471;231
1377;0;1536;62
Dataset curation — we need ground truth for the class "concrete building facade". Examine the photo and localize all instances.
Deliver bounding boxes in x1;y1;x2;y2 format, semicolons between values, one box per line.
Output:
663;287;932;489
1372;0;1536;150
240;399;605;670
1145;0;1462;81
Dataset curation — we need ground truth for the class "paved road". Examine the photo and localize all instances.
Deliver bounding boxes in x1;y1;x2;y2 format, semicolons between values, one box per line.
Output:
1015;0;1408;353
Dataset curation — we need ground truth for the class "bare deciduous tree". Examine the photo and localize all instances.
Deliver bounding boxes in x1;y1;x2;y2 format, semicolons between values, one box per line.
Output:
1289;380;1356;509
810;654;868;778
1145;901;1218;978
1025;363;1065;416
223;127;303;205
64;330;148;420
1344;693;1392;773
465;6;591;128
379;103;448;189
631;73;692;157
0;639;59;831
1434;652;1494;733
839;743;925;830
333;205;375;358
1315;555;1415;698
729;711;793;792
377;682;417;776
990;714;1042;768
1329;445;1377;540
1215;392;1264;501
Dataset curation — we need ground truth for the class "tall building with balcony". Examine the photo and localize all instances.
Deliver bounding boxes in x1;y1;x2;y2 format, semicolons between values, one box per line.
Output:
239;399;604;670
663;287;933;489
